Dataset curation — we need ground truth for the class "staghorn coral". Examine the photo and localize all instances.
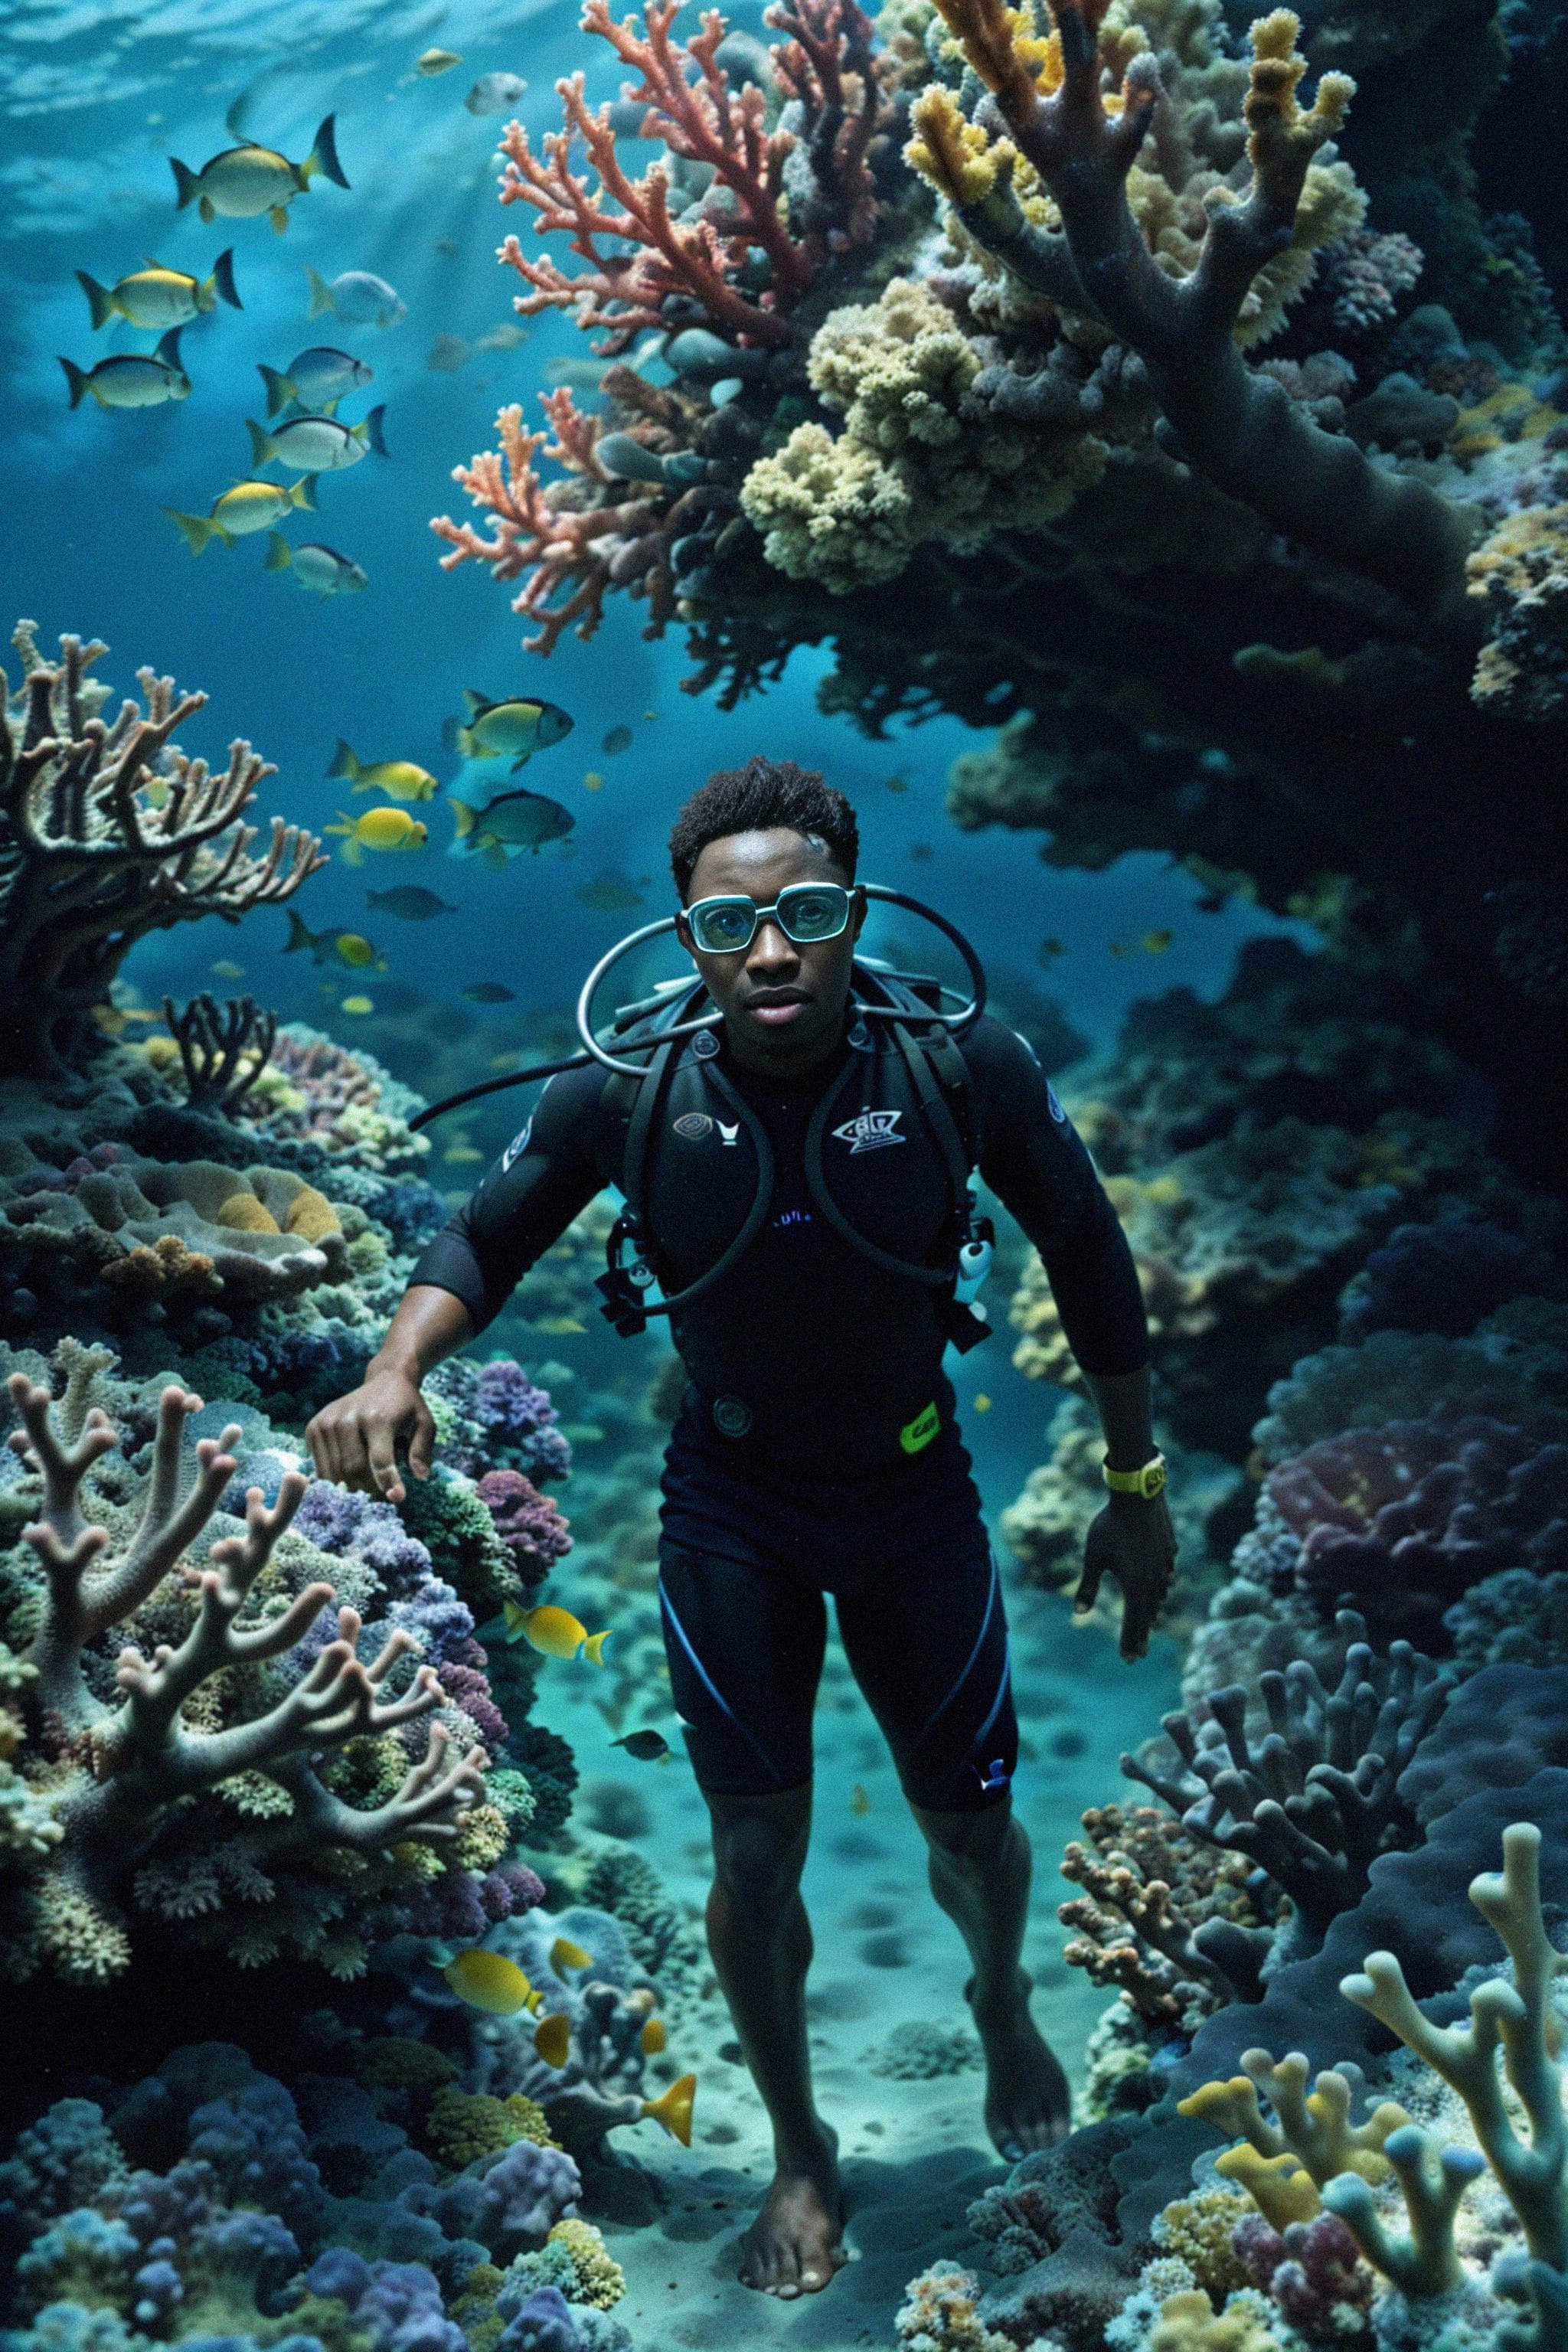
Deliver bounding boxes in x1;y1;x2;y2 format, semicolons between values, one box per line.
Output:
0;1368;501;1983
160;995;278;1119
1059;1801;1269;2023
1122;1619;1449;1958
0;622;325;1080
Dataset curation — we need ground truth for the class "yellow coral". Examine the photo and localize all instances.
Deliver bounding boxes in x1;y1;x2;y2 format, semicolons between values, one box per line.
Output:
283;1184;342;1242
1214;2144;1322;2229
906;87;1015;208
1154;2189;1256;2299
215;1192;282;1234
547;2220;626;2309
1151;2291;1284;2352
450;1801;510;1873
741;423;916;593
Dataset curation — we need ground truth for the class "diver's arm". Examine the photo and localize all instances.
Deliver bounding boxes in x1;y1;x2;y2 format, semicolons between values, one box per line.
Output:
306;1063;609;1500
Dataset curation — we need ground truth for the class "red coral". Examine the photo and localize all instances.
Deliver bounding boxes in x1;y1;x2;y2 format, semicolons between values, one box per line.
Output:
764;0;881;253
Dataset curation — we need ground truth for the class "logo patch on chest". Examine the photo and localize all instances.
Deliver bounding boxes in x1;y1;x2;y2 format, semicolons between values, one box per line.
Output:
673;1112;714;1141
831;1106;906;1154
501;1116;533;1171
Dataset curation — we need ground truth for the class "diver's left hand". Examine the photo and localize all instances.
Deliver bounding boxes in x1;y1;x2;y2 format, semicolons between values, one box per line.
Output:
1073;1494;1178;1661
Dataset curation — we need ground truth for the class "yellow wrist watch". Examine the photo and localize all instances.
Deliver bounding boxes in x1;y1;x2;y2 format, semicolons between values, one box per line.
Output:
1103;1452;1167;1500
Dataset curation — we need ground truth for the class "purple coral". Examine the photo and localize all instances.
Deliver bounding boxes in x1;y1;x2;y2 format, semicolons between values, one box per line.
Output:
435;1661;508;1749
1269;1413;1568;1644
477;1470;572;1590
1233;2210;1374;2332
402;1861;544;1942
1317;227;1425;337
473;1364;571;1486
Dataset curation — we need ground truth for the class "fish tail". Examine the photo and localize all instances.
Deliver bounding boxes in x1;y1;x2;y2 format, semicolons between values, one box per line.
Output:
288;473;317;511
455;726;479;760
246;417;277;469
153;327;184;371
305;265;335;316
57;357;91;410
256;364;292;418
284;908;312;954
362;403;389;459
263;531;293;572
269;206;289;234
169;156;201;210
162;507;221;555
582;1632;610;1664
326;739;360;782
211;247;242;310
305;113;351;190
75;271;114;330
450;798;477;838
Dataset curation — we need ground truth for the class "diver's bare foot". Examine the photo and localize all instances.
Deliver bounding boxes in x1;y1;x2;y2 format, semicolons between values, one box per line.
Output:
737;2132;848;2298
968;1972;1072;2161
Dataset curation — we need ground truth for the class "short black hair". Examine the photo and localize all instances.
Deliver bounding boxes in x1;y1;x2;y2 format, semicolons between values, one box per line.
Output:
669;756;859;900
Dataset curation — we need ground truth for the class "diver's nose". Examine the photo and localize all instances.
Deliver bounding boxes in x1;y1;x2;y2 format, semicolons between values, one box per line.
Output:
747;916;798;972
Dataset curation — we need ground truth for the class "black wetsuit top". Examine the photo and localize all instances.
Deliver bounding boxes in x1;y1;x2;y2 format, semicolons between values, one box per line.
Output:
414;1012;1146;1477
414;1013;1147;1811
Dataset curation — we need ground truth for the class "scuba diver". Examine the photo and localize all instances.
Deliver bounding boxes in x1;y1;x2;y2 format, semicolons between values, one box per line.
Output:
305;756;1176;2300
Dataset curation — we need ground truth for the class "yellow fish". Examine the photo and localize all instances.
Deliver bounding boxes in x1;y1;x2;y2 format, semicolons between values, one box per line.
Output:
328;740;439;802
163;475;313;554
849;1783;871;1816
78;250;241;331
885;773;910;793
1141;929;1173;954
972;1393;992;1413
550;1936;593;1974
640;2016;667;2056
325;807;429;864
502;1602;609;1661
443;1949;534;2014
334;933;381;969
641;2074;696;2147
416;47;463;72
582;771;604;792
534;2014;571;2068
534;1316;586;1336
340;995;374;1014
170;116;348;234
443;1143;484;1164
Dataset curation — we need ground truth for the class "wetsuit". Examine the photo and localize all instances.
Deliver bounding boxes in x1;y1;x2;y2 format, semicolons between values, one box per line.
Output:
413;1013;1148;1811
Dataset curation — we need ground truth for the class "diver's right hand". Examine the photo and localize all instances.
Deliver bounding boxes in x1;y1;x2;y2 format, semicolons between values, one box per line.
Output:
305;1367;436;1504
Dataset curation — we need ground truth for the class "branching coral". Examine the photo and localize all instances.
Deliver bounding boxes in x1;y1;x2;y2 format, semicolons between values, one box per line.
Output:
1122;1620;1449;1956
903;0;1481;624
1;622;325;1079
1059;1801;1266;2022
0;1371;492;1982
160;994;279;1118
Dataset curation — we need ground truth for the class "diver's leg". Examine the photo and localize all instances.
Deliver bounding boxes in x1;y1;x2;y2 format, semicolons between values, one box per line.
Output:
658;1544;844;2295
910;1796;1071;2157
705;1786;847;2296
838;1541;1070;2158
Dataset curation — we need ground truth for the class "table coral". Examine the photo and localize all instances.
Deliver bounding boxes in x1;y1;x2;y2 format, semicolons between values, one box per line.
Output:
0;623;325;1080
0;1367;508;1984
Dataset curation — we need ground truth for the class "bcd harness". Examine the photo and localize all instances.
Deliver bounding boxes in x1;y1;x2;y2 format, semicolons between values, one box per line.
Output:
595;961;996;1351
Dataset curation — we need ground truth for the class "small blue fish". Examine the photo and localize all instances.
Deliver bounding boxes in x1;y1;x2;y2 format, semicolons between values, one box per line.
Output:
264;535;368;596
306;267;407;328
257;346;372;416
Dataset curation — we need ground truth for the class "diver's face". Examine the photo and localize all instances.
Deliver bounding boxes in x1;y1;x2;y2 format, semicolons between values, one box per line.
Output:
679;827;865;1074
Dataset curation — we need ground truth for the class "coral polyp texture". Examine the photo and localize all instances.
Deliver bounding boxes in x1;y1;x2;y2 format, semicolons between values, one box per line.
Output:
0;623;325;1079
0;1356;514;1983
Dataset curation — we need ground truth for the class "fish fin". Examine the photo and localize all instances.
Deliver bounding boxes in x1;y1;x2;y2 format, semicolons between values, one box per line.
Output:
449;799;476;838
57;357;90;410
263;531;292;572
326;739;359;782
582;1632;610;1664
245;417;276;469
461;688;487;714
199;195;217;225
169;156;201;210
75;271;114;330
481;842;507;871
284;908;312;953
224;93;252;140
289;473;317;511
319;397;340;417
362;402;389;459
339;839;363;867
270;206;289;234
508;753;534;773
211;247;242;309
153;327;184;371
162;507;220;555
305;265;335;316
306;113;351;190
256;364;292;417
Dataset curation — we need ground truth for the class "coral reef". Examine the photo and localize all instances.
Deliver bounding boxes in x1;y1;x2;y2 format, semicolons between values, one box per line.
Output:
0;1357;519;1981
1058;1802;1268;2024
160;995;279;1119
1;625;323;1080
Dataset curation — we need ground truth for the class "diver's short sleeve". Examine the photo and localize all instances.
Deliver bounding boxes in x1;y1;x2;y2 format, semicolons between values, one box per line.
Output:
965;1018;1148;1377
410;1060;612;1332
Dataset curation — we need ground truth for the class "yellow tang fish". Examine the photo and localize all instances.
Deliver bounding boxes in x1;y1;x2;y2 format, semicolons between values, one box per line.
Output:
502;1602;609;1661
170;116;348;234
328;740;439;801
534;2014;571;2069
640;2016;667;2056
340;995;374;1015
550;1937;593;1974
333;933;381;969
972;1393;991;1413
443;1949;534;2015
163;475;313;554
78;250;241;330
325;807;429;865
641;2074;696;2147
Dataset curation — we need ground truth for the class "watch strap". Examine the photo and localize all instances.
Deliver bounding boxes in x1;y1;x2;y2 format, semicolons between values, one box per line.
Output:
1103;1452;1167;1500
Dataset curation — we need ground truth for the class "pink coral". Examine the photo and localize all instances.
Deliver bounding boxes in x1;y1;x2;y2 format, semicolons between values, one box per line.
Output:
1233;2209;1375;2333
478;1468;573;1589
